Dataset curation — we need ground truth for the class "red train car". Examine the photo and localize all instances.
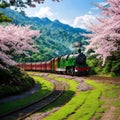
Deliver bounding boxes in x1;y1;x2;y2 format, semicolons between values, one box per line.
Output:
41;62;46;71
35;62;41;71
17;63;25;70
32;63;36;71
25;63;31;71
46;60;52;72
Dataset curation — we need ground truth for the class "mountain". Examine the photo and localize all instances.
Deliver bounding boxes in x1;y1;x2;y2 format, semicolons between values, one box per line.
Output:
0;8;89;62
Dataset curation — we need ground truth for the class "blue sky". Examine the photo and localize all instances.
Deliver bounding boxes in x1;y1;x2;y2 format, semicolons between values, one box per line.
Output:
24;0;105;29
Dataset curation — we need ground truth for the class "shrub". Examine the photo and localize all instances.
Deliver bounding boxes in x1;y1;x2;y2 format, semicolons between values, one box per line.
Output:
103;60;112;73
0;65;35;97
111;61;120;73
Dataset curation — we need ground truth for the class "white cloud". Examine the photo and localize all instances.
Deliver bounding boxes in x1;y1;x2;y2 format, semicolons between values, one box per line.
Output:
91;1;108;10
34;7;53;18
59;14;97;29
60;19;72;25
10;6;15;10
88;11;92;14
99;2;108;6
91;7;98;10
72;14;96;29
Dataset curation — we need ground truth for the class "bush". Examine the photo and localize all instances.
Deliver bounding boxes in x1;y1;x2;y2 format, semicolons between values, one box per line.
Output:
87;58;102;75
89;68;96;75
0;66;35;98
87;54;120;77
103;60;112;73
110;61;120;77
111;61;120;73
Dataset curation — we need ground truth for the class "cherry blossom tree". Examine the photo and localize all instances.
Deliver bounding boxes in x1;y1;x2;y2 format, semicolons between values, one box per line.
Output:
0;24;40;69
84;0;120;65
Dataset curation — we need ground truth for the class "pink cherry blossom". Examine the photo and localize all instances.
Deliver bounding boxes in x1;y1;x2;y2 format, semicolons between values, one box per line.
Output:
84;0;120;65
0;24;40;69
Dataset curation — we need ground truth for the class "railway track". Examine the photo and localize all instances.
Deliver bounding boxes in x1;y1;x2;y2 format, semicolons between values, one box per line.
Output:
0;75;65;120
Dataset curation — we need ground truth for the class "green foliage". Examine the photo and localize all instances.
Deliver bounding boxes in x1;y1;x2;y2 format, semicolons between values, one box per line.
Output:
110;72;120;77
0;1;9;8
87;52;120;77
0;75;54;115
111;62;120;73
0;0;61;9
0;12;12;22
0;66;35;97
102;60;112;73
0;8;89;62
87;58;100;75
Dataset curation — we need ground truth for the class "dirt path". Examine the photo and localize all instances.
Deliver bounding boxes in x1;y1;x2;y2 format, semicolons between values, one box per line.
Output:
84;75;120;85
84;75;120;120
100;106;116;120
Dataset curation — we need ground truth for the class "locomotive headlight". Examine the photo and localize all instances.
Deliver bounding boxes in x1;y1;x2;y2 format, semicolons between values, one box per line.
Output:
75;68;78;72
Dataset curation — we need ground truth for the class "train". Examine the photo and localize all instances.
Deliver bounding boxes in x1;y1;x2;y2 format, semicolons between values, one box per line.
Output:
17;49;90;76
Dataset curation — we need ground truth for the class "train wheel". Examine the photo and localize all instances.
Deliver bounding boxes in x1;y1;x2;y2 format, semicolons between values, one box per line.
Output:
66;68;69;75
66;67;75;76
69;67;75;76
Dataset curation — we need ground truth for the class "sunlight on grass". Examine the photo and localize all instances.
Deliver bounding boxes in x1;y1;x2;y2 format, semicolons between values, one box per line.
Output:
1;73;120;120
43;79;104;120
43;91;89;120
48;74;78;91
68;89;101;120
36;75;120;120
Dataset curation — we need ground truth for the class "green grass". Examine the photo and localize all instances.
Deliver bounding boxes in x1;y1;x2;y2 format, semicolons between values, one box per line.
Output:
100;83;120;109
42;79;104;120
0;76;54;115
40;75;120;120
27;71;42;75
37;75;78;113
103;84;120;99
87;80;120;120
68;89;101;120
1;72;120;120
43;92;89;120
42;75;81;120
48;74;78;91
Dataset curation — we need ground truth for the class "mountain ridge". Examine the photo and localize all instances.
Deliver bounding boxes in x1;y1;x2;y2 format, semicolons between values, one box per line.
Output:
0;8;89;62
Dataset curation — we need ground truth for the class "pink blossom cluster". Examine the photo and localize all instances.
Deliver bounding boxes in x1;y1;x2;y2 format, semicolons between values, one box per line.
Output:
84;0;120;65
0;24;40;69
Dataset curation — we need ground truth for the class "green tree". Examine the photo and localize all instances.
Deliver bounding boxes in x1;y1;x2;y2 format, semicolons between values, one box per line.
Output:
0;12;12;22
0;0;61;9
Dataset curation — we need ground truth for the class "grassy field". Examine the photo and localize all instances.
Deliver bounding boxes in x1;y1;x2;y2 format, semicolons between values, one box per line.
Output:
42;76;102;120
1;72;120;120
33;73;120;120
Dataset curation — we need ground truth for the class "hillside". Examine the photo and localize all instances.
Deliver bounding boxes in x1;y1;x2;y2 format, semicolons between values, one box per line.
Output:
0;8;89;62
